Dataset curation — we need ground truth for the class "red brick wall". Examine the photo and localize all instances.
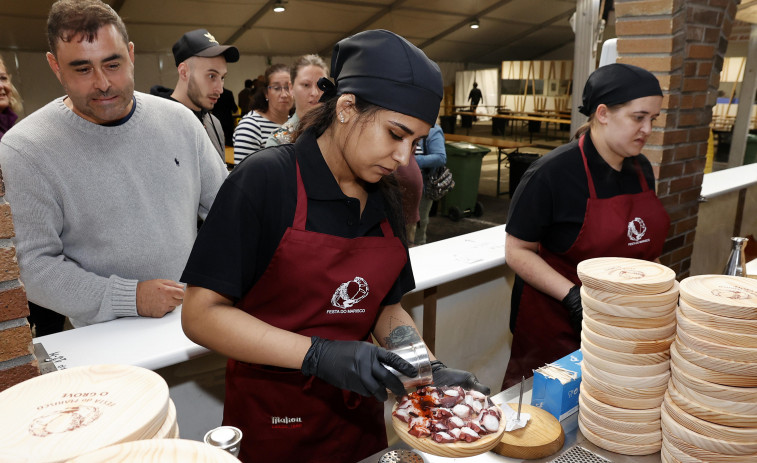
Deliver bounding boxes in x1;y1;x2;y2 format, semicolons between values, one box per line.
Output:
0;168;39;391
614;0;738;277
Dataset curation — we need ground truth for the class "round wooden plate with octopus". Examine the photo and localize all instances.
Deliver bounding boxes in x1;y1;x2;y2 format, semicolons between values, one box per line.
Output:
391;385;507;458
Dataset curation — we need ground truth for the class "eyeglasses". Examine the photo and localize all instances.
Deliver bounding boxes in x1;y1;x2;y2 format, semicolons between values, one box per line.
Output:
267;85;291;94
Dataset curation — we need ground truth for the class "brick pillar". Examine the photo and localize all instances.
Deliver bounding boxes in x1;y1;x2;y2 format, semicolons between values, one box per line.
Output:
0;168;39;391
614;0;738;278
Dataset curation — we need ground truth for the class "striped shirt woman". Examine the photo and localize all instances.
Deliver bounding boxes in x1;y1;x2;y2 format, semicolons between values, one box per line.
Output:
233;111;281;164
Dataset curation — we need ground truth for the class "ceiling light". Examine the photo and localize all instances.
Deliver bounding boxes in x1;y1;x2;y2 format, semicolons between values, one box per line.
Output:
470;19;480;29
273;1;286;13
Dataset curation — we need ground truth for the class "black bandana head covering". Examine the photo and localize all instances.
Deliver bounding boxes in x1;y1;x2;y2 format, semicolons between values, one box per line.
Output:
578;63;662;116
318;29;443;126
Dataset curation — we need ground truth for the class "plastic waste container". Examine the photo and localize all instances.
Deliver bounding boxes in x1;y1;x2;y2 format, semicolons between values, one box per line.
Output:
440;141;491;221
745;134;757;165
508;152;540;196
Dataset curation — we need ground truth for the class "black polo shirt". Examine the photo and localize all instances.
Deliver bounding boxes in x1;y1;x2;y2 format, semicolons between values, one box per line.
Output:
506;132;656;254
181;128;415;304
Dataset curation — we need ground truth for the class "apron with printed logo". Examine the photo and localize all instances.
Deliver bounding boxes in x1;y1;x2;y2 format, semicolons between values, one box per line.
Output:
224;162;408;463
502;134;670;389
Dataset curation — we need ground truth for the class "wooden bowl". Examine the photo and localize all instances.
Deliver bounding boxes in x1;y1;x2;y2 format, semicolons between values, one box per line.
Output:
582;359;670;388
671;364;757;404
64;439;240;463
679;275;757;320
582;344;671;377
662;422;749;463
580;379;664;410
584;280;680;307
578;257;676;295
582;321;674;354
391;400;507;458
663;391;757;443
660;401;757;455
583;308;677;340
676;323;757;364
670;374;757;417
671;342;757;387
581;285;677;318
579;410;661;445
579;415;662;455
678;299;757;336
582;365;668;400
581;332;670;365
677;306;757;348
667;381;757;428
674;337;757;377
583;305;676;329
579;387;662;422
578;394;661;434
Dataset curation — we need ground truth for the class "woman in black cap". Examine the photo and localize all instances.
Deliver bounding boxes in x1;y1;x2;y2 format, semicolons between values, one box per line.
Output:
180;30;488;462
501;63;671;389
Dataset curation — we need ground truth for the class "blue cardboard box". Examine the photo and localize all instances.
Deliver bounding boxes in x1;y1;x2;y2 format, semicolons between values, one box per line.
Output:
530;349;582;421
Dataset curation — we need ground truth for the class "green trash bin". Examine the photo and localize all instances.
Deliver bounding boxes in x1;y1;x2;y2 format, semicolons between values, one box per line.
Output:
745;134;757;164
440;141;491;221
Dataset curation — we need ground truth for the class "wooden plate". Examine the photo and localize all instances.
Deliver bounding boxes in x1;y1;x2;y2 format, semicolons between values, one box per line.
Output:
491;403;564;460
579;415;662;455
0;364;169;463
584;280;680;307
581;332;670;365
581;365;667;401
582;359;670;388
671;364;757;404
152;399;177;439
579;387;661;422
582;321;674;354
581;285;677;318
676;323;757;364
670;374;757;417
662;438;698;463
391;401;507;458
583;308;677;340
667;381;757;428
677;307;757;348
660;401;757;455
64;438;240;462
679;275;757;320
577;257;676;295
679;299;757;335
662;423;748;463
674;338;757;377
663;391;757;443
670;342;757;387
580;379;664;410
583;305;676;329
579;410;661;445
578;394;661;434
582;344;671;377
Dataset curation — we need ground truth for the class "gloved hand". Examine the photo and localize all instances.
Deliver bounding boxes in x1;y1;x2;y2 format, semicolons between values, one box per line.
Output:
562;284;583;335
430;360;490;395
301;336;418;401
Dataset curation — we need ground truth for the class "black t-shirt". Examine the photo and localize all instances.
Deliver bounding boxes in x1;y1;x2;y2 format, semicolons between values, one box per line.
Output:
506;132;657;254
181;128;415;304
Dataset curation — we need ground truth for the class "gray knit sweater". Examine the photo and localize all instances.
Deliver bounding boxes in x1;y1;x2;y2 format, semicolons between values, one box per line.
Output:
0;92;228;327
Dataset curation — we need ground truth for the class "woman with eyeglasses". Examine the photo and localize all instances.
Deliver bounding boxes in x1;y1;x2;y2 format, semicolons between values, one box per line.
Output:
233;63;292;164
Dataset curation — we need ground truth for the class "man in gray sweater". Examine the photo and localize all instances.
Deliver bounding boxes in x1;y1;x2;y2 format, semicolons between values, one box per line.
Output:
0;0;228;328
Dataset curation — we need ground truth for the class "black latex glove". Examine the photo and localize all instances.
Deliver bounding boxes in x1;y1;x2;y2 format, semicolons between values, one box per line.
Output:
562;284;583;335
301;336;418;401
430;360;490;395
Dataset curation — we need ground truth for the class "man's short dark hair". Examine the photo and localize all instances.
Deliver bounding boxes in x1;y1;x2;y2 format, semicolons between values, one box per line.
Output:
47;0;129;55
244;79;253;88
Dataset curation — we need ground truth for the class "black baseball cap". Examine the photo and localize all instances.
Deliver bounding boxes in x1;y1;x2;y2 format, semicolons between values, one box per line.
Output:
172;29;239;67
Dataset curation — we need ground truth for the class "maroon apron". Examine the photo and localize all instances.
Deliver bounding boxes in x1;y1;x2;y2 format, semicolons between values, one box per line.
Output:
224;162;408;463
502;134;670;389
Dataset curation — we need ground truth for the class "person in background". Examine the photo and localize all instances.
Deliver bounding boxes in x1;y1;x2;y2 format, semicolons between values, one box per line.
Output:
213;87;237;147
266;54;328;147
502;63;670;389
414;123;446;245
0;0;228;328
150;28;239;160
468;82;483;113
232;63;292;164
0;56;23;140
237;78;253;114
181;30;488;463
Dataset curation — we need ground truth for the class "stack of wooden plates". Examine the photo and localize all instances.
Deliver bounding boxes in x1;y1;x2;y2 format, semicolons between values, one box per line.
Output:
64;439;239;462
576;257;678;456
0;364;178;463
662;275;757;462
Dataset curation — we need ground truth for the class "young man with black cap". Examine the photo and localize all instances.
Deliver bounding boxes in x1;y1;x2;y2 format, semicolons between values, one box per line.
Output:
502;63;670;389
181;29;488;463
151;28;239;160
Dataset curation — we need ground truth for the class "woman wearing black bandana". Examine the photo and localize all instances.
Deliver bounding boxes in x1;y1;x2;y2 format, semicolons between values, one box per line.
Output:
180;30;487;462
502;64;671;389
